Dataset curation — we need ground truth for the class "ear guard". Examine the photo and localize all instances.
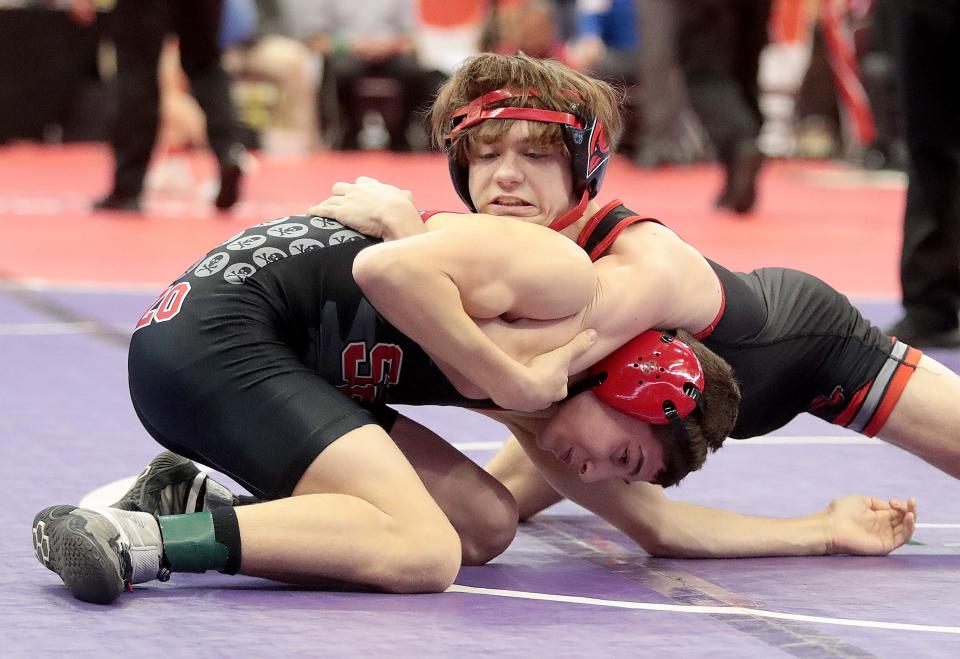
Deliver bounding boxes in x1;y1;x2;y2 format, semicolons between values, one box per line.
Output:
590;330;704;423
566;330;705;452
446;88;611;228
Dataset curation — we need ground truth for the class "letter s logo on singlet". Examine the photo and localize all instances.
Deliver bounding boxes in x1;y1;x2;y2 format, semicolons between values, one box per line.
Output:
337;342;404;402
134;282;191;332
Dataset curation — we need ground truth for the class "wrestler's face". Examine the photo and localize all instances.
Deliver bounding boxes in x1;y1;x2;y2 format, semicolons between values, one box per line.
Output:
467;121;577;227
537;391;666;484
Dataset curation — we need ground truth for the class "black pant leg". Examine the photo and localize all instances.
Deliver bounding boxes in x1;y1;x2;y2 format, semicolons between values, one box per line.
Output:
679;0;759;162
896;0;960;327
733;0;772;129
327;53;368;147
376;54;424;146
109;0;166;198
173;0;239;163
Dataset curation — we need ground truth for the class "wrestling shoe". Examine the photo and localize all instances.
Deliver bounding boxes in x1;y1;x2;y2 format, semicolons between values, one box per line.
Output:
110;450;236;515
32;505;168;605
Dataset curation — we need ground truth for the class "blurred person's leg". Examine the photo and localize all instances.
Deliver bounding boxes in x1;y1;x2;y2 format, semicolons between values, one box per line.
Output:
173;0;245;210
95;0;167;211
732;0;771;134
680;0;770;213
243;35;320;152
889;0;960;347
858;0;904;170
634;0;706;167
377;54;427;152
327;53;367;150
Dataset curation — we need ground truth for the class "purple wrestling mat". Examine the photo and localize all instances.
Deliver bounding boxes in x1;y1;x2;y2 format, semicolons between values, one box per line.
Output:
3;286;959;657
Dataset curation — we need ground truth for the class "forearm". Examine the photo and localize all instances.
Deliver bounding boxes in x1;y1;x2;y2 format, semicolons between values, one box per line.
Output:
517;431;833;558
637;500;831;558
354;245;525;399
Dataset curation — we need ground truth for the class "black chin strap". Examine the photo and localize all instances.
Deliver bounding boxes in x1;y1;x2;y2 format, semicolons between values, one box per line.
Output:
561;372;606;403
664;389;704;460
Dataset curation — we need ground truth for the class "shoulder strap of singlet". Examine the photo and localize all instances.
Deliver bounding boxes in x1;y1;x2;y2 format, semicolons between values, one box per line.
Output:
419;210;459;222
577;201;727;340
575;200;663;261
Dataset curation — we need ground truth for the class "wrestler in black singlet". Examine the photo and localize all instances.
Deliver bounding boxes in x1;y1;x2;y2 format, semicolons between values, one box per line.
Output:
578;202;921;439
128;215;484;500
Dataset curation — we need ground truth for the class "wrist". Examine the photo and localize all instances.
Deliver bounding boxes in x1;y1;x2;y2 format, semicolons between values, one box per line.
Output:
818;510;835;555
383;200;425;240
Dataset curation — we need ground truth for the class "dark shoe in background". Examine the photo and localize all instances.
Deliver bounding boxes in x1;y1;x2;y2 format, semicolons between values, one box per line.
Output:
716;140;765;214
887;316;960;348
92;193;141;213
215;144;246;211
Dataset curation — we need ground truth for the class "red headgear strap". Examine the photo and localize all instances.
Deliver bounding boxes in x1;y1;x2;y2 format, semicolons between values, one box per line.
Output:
447;89;584;141
548;189;590;232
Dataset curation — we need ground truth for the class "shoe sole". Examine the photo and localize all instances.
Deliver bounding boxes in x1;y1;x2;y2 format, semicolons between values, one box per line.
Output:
33;505;127;605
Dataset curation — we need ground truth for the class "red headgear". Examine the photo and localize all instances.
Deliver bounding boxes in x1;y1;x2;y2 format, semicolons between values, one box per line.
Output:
446;88;611;232
589;330;705;425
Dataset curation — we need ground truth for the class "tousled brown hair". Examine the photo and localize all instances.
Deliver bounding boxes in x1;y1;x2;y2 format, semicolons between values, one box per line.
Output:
649;330;740;487
430;53;624;165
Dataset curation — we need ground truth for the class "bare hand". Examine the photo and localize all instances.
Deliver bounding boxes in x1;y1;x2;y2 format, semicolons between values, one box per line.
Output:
489;329;597;412
825;494;916;555
307;177;421;240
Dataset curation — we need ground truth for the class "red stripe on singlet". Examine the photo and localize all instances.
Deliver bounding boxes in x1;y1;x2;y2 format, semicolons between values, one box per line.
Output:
694;283;726;340
420;210;458;222
576;199;624;251
862;346;923;437
833;381;872;428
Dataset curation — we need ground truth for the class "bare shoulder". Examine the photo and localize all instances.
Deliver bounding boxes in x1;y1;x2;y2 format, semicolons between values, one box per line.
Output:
425;213;579;246
424;212;595;286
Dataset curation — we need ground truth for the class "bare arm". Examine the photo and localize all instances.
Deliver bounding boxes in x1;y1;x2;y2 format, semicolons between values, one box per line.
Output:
496;417;916;557
456;222;727;377
353;215;598;411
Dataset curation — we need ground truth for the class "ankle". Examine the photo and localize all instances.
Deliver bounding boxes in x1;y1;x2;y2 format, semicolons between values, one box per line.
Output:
158;508;242;575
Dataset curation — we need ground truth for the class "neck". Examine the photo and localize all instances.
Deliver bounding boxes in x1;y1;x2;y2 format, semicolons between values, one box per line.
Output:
555;198;602;242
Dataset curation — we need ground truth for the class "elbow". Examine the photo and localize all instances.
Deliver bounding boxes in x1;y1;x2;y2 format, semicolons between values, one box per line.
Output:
628;528;674;558
352;244;390;289
353;244;416;299
643;539;682;558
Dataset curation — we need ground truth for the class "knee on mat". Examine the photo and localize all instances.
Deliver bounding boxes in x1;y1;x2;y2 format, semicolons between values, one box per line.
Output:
460;491;519;566
380;522;462;593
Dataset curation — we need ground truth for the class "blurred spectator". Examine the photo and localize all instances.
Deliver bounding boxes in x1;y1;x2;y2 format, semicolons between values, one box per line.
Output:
415;0;484;79
222;0;320;153
856;0;904;170
679;0;772;214
571;0;642;155
482;0;576;66
0;2;103;144
291;0;425;151
887;1;960;347
72;0;246;212
571;0;638;84
631;0;708;168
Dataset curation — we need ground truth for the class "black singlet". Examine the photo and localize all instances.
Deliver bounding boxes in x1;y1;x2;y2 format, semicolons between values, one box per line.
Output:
128;215;486;498
576;201;920;439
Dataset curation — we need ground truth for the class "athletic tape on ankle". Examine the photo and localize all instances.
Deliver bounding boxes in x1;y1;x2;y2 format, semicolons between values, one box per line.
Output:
158;512;229;574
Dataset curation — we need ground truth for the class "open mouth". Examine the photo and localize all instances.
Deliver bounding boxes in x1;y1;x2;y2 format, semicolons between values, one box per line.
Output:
490;196;533;208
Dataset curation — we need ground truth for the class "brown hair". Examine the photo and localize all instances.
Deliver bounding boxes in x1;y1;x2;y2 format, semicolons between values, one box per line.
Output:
649;330;740;488
430;52;624;164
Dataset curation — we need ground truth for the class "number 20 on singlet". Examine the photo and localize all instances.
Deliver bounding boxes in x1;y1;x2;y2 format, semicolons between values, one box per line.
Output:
134;282;191;331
